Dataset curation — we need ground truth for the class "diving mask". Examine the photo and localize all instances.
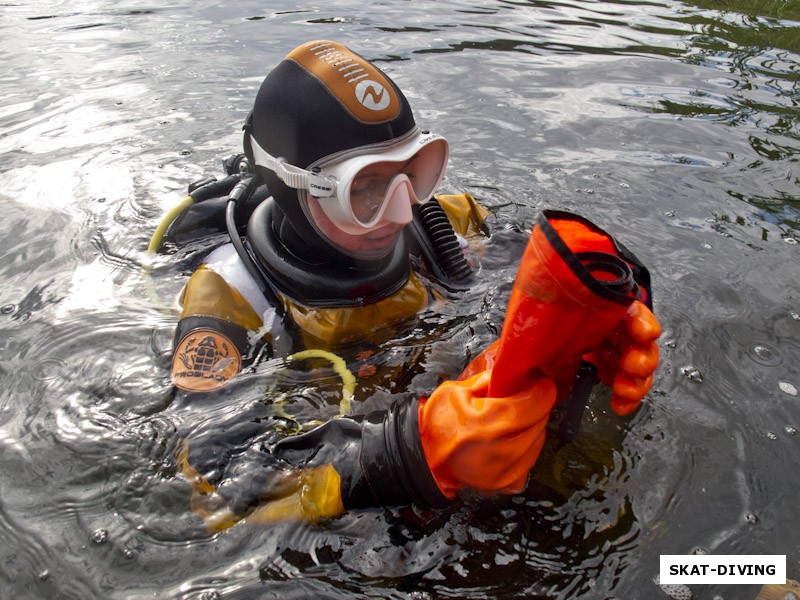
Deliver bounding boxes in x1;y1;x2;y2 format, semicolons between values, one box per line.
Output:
249;130;449;234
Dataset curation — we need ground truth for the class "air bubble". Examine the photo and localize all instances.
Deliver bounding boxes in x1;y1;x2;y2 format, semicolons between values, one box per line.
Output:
681;366;703;383
750;343;781;366
32;357;66;382
665;211;675;217
665;339;677;348
90;529;108;544
200;593;221;600
0;304;15;315
753;345;772;360
779;382;798;396
744;512;759;524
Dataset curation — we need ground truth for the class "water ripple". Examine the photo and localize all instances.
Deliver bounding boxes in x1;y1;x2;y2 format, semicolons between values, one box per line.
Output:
0;0;798;598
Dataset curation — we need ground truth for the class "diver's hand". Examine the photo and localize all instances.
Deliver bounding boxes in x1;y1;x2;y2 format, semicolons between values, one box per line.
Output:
418;370;558;499
245;464;345;526
179;436;345;532
585;300;662;416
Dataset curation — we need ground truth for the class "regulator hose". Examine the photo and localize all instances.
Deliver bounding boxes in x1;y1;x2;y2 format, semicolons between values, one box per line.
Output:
144;175;242;312
414;200;473;283
224;177;286;322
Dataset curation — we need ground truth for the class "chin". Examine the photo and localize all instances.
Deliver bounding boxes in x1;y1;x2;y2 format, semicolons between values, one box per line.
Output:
363;227;403;248
332;223;408;256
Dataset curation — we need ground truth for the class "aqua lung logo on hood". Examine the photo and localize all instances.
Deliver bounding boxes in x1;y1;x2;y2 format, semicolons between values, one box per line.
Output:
355;80;390;111
287;40;401;122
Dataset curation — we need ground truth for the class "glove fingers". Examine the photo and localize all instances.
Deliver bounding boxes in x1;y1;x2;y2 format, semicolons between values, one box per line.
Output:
619;342;659;379
610;372;654;416
610;396;641;417
583;344;619;387
626;301;661;344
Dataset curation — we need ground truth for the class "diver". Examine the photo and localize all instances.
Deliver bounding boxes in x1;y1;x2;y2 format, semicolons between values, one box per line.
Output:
156;40;662;530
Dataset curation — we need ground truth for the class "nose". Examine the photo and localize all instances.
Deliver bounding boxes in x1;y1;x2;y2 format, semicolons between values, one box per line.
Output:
379;177;415;226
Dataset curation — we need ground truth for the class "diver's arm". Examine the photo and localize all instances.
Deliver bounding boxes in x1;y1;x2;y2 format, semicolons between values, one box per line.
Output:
182;301;660;529
171;245;279;392
434;193;491;238
233;210;663;523
240;368;557;524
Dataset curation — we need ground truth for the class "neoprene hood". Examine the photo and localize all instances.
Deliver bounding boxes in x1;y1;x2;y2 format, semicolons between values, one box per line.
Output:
244;40;418;263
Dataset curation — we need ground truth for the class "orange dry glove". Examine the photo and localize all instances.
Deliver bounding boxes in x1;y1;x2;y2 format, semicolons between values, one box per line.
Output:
418;370;557;499
455;209;659;474
463;210;649;398
584;300;662;416
422;211;660;499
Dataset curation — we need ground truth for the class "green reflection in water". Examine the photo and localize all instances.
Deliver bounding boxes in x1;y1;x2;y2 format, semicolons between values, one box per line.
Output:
684;0;800;21
665;1;799;237
678;0;800;53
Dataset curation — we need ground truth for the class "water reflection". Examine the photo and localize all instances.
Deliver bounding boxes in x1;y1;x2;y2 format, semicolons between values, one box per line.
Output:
408;0;800;238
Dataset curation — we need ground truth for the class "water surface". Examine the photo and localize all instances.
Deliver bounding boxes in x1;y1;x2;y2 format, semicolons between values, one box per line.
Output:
0;1;798;599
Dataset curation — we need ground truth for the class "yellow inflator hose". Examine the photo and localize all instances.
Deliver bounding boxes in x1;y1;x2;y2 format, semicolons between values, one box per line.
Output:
143;195;195;312
289;349;355;416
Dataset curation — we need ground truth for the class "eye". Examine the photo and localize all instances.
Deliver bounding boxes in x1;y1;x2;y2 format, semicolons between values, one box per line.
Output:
351;178;379;197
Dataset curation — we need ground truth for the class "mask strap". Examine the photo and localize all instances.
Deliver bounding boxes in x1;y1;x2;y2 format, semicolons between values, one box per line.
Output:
249;135;336;197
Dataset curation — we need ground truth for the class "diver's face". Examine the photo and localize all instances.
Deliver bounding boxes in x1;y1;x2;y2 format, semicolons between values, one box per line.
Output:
347;159;419;224
306;193;408;254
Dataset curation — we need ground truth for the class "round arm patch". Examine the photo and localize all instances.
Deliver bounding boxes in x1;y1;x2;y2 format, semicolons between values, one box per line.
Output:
172;329;243;392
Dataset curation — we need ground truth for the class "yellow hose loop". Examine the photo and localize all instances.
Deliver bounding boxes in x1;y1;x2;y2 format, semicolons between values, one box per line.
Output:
289;349;355;416
147;195;194;256
143;195;195;314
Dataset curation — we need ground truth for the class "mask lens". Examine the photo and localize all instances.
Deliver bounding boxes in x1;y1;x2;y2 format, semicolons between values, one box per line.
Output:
348;138;448;225
349;165;395;223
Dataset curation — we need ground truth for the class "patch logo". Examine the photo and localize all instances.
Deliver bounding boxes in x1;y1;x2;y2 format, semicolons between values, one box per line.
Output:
172;329;242;392
355;80;390;111
287;40;400;123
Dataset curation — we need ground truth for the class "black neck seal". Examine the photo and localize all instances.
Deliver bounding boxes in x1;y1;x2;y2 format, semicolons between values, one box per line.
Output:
246;199;413;308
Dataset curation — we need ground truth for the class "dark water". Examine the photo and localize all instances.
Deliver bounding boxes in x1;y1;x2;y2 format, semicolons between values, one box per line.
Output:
1;0;798;599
